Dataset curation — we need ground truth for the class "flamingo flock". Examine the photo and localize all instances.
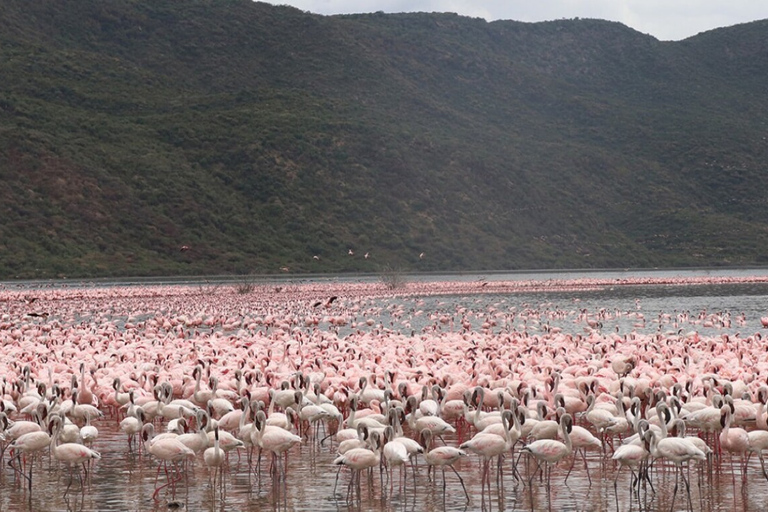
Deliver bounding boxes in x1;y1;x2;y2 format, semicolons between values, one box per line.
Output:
1;275;768;509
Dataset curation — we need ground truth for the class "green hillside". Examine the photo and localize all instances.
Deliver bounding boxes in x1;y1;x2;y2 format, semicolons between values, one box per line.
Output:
1;1;767;278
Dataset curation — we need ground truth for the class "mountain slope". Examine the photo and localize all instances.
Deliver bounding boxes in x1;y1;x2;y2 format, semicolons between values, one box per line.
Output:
1;1;767;278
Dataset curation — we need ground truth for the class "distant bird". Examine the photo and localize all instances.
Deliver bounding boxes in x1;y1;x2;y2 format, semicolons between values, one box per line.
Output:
24;297;38;305
419;252;425;259
348;249;354;256
313;255;320;260
180;245;190;252
364;252;370;259
312;296;338;308
280;267;290;272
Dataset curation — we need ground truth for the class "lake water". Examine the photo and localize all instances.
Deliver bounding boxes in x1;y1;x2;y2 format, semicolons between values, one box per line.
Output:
3;269;768;511
2;420;767;511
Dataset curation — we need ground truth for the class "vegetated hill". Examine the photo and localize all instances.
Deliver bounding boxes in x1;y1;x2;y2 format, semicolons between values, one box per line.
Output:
1;1;767;279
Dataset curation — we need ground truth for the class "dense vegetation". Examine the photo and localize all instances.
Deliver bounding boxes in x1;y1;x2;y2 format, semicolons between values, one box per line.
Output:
1;1;767;279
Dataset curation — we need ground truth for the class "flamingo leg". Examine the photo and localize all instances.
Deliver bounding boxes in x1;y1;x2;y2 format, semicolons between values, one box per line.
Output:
332;463;344;496
66;465;74;497
448;463;470;503
669;465;679;512
8;452;32;489
759;453;768;481
681;464;693;511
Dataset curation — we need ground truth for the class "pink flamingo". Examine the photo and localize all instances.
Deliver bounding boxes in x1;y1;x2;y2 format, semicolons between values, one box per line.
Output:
141;423;195;499
204;426;226;493
50;415;101;496
252;410;302;481
333;431;381;501
7;427;51;491
649;430;706;511
520;412;573;488
420;428;469;503
719;404;750;478
611;422;652;506
460;411;510;503
381;426;410;496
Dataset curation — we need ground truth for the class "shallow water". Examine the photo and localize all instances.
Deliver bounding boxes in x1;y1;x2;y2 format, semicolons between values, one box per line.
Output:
3;420;768;512
4;272;768;511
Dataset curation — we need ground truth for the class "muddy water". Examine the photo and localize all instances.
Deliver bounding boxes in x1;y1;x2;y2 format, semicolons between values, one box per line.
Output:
2;421;767;512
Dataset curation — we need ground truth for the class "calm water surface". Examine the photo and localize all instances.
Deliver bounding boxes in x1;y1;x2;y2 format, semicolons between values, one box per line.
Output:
4;271;768;511
2;421;768;512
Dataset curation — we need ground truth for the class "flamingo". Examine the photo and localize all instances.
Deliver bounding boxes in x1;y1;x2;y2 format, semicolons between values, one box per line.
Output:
142;423;195;499
584;393;619;449
119;408;145;452
521;412;574;487
337;424;371;454
204;426;226;492
252;409;302;480
76;363;95;406
176;410;210;455
192;366;214;407
649;430;706;511
382;426;410;496
559;410;601;483
79;415;99;446
50;415;101;496
217;395;249;432
527;405;561;441
719;404;750;477
7;427;51;491
406;396;455;439
747;387;768;479
611;427;652;506
333;432;381;500
460;411;510;499
420;428;469;503
111;378;131;416
69;390;104;424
